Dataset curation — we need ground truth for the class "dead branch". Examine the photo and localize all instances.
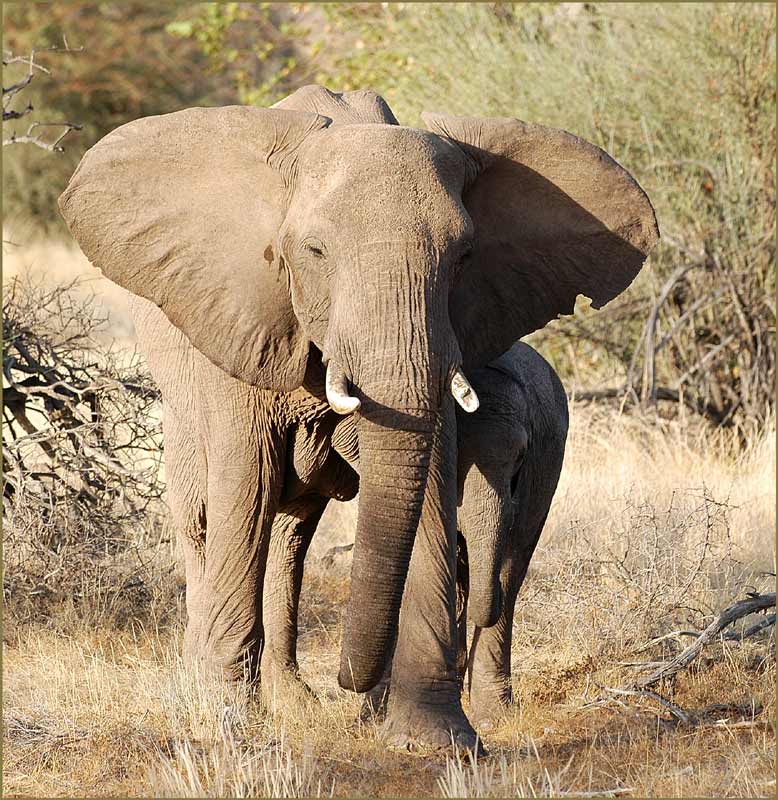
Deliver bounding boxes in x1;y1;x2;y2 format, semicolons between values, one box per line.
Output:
592;689;764;731
572;384;732;426
557;789;636;798
602;686;693;725
3;120;83;152
721;612;776;641
636;592;775;687
584;591;774;727
641;261;704;408
3;278;163;526
2;41;83;149
631;629;701;654
654;287;727;353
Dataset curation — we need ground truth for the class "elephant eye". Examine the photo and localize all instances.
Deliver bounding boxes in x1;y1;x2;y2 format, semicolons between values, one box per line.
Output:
304;240;326;259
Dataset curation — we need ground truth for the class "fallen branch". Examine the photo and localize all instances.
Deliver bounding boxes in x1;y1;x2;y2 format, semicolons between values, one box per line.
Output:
721;612;775;641
629;609;775;659
584;592;774;726
631;629;701;654
593;690;763;730
637;592;775;687
602;687;692;726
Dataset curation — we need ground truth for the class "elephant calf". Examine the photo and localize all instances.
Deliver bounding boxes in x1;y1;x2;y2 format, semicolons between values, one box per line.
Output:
264;341;568;735
454;341;568;730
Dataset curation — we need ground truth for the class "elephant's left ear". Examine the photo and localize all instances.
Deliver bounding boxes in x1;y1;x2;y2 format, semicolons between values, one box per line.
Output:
422;113;659;369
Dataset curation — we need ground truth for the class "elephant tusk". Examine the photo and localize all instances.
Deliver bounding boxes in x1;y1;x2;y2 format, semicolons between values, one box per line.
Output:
326;360;361;415
450;368;480;413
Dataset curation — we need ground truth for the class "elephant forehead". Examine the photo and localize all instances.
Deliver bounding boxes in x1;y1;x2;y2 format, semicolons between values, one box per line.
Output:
294;127;470;244
302;124;463;186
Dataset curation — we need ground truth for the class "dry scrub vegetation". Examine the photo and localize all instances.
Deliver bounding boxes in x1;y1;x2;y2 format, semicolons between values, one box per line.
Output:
3;259;775;798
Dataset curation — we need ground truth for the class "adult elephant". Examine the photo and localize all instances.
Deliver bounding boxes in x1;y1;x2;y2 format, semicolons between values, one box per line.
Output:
58;85;658;749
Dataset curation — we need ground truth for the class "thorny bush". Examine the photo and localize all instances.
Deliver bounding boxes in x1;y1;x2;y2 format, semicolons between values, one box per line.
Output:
3;278;168;627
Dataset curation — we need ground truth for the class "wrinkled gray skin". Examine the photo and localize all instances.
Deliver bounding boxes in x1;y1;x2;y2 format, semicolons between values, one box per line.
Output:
264;342;567;737
58;85;658;750
454;342;568;730
130;296;358;688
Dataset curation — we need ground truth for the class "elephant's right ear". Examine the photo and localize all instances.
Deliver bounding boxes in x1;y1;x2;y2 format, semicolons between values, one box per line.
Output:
58;106;331;390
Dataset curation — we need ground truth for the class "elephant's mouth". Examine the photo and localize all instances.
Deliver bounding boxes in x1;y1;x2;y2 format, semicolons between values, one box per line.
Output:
324;359;480;416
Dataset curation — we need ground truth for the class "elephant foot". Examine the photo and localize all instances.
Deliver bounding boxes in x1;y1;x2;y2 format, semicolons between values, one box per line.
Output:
381;687;485;755
260;658;318;713
468;684;514;732
183;625;263;685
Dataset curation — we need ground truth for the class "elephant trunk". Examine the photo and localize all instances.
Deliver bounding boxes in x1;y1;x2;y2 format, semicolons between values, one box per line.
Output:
329;240;463;692
337;406;437;692
459;476;511;629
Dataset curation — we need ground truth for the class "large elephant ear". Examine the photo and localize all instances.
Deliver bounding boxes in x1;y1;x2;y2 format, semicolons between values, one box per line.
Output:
59;106;331;390
421;113;659;369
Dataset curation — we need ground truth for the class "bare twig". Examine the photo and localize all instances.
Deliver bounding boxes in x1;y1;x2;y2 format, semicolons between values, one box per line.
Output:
602;686;693;725
3;277;163;524
3;120;83;152
641;261;704;407
631;629;701;654
3;41;83;148
637;592;776;687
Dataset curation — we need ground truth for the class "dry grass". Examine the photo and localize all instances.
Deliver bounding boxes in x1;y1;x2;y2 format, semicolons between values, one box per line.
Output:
3;243;775;797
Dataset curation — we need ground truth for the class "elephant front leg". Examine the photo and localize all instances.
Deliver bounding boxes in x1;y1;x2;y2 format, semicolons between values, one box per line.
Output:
260;497;326;709
187;469;278;682
183;411;285;682
381;399;481;752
